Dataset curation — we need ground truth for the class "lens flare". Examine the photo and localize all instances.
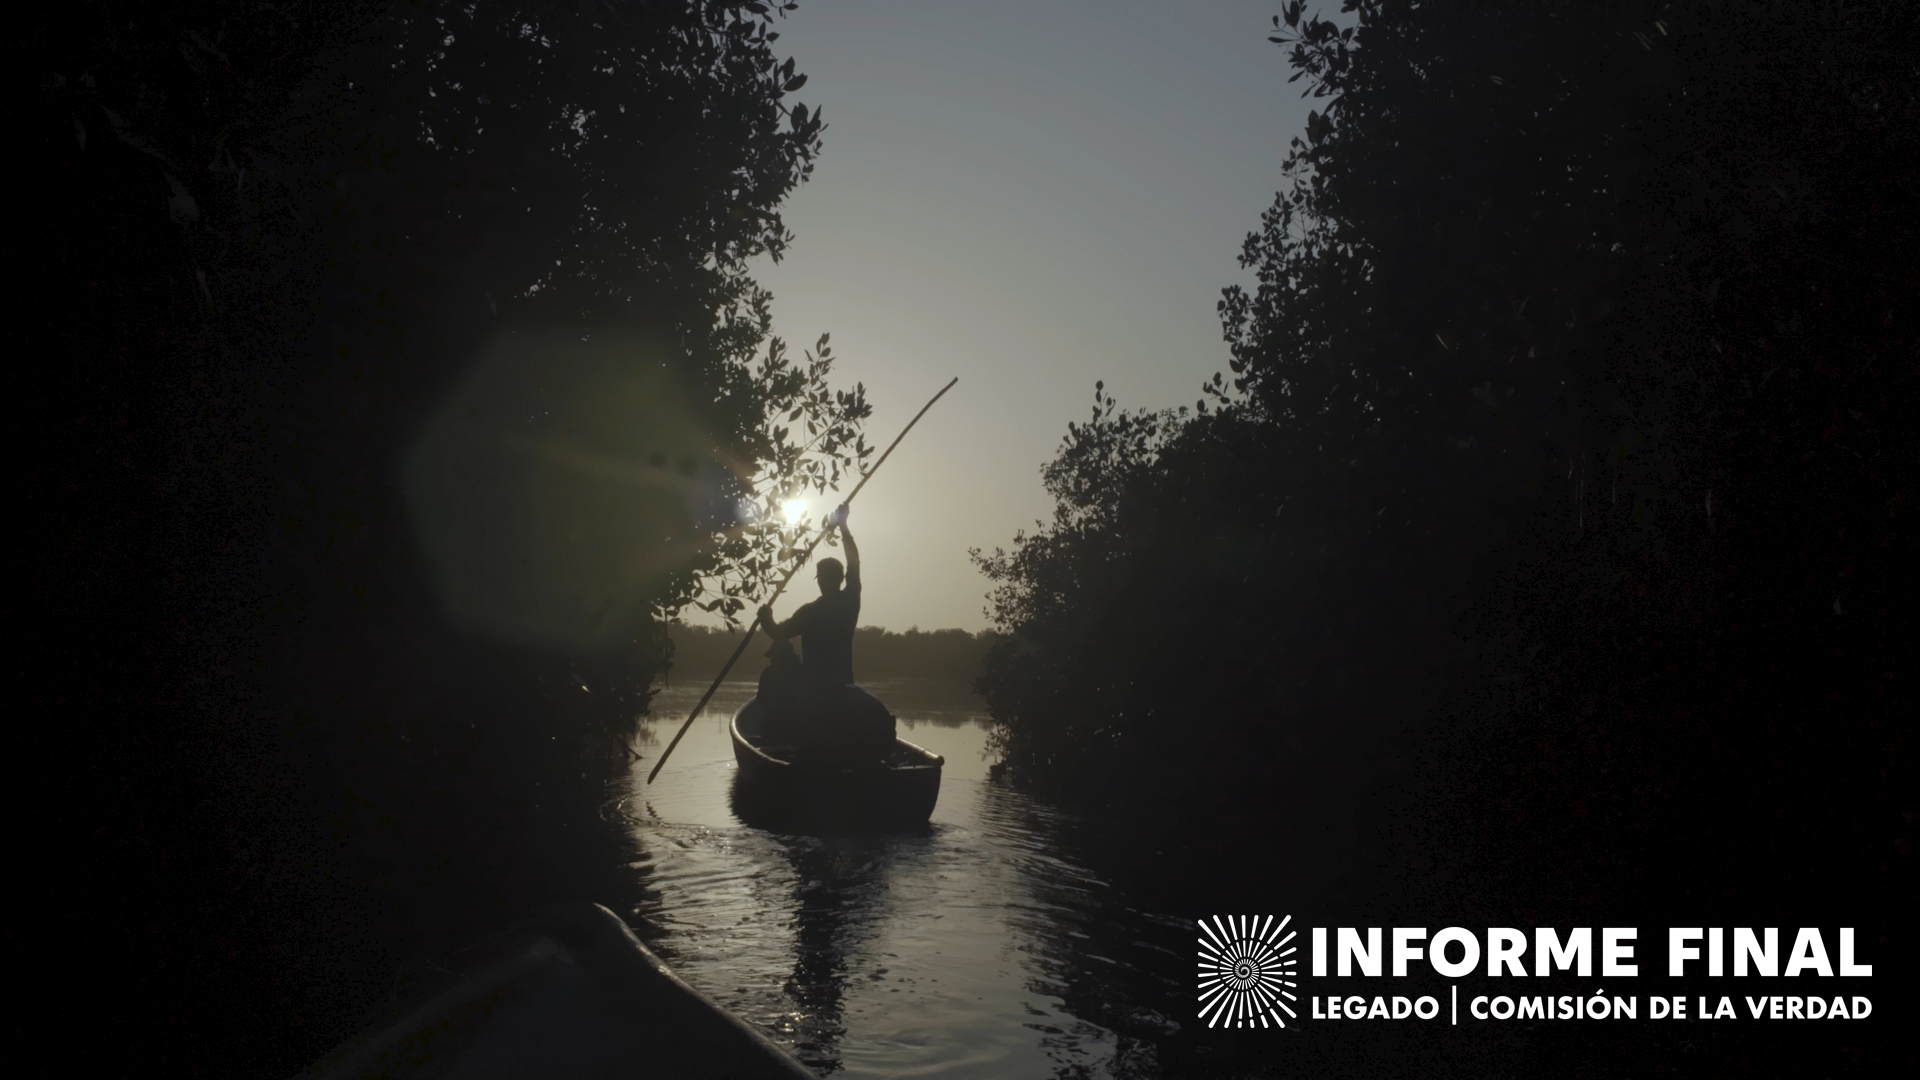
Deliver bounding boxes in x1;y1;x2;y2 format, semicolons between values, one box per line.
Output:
401;331;722;653
782;499;807;525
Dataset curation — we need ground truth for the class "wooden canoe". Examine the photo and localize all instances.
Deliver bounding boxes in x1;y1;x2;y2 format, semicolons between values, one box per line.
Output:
730;695;944;827
293;902;815;1080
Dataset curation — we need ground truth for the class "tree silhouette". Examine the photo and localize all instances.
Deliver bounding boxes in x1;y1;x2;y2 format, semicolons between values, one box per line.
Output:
978;16;1913;1073
21;2;866;1074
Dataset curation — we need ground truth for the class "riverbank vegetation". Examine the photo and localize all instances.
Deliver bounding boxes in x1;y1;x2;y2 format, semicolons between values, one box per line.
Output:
22;3;861;1074
977;0;1912;945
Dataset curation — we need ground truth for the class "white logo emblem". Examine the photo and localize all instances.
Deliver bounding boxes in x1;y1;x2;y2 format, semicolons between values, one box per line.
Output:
1198;914;1299;1028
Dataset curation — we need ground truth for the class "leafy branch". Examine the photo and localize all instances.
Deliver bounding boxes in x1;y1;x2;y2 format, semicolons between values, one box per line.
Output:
690;330;872;626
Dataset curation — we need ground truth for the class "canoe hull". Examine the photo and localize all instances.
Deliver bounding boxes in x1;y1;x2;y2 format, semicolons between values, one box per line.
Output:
730;696;943;828
294;903;815;1080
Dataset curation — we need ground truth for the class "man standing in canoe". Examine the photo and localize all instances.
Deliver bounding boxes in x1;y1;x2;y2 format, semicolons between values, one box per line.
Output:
756;502;893;760
759;501;859;688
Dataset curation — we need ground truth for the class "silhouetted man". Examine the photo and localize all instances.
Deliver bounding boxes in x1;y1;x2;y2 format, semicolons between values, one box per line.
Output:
759;502;859;688
758;503;893;760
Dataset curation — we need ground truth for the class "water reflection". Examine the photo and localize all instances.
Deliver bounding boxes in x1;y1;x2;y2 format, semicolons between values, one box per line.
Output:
621;682;1187;1078
780;832;861;1068
766;822;935;1071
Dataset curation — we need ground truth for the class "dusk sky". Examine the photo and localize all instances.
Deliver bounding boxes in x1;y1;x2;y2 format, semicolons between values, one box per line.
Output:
713;0;1322;631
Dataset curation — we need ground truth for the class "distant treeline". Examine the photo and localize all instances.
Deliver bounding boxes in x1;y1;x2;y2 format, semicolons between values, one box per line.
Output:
666;623;999;684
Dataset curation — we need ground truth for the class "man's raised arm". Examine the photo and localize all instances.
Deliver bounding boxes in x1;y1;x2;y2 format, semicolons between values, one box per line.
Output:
836;502;859;580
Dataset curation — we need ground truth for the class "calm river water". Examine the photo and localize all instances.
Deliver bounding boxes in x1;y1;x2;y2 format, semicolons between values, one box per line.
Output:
618;680;1190;1078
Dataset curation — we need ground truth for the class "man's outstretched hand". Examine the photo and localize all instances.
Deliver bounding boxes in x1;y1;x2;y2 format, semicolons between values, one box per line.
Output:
757;604;774;628
829;502;851;528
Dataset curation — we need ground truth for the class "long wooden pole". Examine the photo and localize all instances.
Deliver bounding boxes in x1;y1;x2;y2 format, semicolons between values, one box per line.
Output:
646;377;958;783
